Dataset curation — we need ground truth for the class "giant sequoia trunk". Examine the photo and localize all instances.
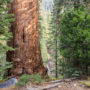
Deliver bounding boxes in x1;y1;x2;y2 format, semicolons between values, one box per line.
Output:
7;0;47;76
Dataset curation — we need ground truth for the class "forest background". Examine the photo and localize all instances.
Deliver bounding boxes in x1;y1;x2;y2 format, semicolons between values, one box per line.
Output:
0;0;90;86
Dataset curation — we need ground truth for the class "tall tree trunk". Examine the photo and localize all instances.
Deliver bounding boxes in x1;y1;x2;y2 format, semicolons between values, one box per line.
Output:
7;0;47;76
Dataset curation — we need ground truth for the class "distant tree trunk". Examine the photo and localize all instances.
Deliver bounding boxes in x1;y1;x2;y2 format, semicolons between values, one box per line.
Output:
74;0;83;9
7;0;47;76
77;0;83;4
55;29;58;79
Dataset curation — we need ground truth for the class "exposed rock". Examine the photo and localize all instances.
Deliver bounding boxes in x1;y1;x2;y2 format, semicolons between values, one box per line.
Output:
0;78;18;88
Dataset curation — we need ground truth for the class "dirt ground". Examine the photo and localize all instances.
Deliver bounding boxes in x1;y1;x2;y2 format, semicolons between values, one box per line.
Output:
0;80;90;90
49;81;90;90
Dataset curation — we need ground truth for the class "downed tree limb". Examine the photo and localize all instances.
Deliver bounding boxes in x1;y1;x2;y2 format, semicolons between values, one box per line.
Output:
27;82;64;90
27;78;79;90
49;78;80;83
41;82;64;90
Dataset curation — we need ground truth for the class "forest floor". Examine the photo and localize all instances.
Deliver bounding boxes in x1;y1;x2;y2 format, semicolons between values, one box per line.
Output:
48;81;90;90
0;79;90;90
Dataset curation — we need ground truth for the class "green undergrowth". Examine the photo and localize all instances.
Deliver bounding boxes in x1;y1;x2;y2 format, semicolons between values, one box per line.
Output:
49;74;64;81
16;73;43;87
80;77;90;88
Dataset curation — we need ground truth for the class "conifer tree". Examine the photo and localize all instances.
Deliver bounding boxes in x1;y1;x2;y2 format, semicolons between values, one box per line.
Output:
59;4;90;77
0;0;14;53
0;0;14;80
49;0;61;78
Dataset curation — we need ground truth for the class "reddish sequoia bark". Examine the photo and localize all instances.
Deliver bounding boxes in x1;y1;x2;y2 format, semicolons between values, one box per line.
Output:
7;0;47;76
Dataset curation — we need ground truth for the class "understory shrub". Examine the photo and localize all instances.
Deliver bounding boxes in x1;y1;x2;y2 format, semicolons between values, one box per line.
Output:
16;73;43;87
59;59;82;78
16;74;30;87
33;73;43;84
59;5;90;78
81;77;90;88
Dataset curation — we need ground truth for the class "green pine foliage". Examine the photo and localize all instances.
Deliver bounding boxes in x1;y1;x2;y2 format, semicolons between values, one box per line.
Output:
0;0;14;53
0;55;12;81
59;5;90;77
0;0;14;81
16;74;31;87
16;73;43;87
